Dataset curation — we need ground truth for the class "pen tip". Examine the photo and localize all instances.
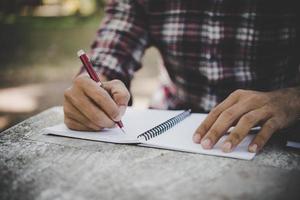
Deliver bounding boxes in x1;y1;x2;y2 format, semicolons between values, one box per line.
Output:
120;128;126;133
77;49;85;57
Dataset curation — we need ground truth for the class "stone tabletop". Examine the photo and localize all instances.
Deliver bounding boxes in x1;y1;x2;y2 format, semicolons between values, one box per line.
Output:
0;107;300;200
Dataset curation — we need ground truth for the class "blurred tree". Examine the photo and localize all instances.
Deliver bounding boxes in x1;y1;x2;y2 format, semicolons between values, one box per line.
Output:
0;0;104;18
0;0;42;15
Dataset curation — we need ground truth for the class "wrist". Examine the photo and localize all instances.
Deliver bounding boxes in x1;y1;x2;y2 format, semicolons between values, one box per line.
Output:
273;87;300;118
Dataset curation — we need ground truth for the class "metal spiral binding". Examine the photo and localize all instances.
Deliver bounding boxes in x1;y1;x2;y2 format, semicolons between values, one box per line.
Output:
137;109;191;141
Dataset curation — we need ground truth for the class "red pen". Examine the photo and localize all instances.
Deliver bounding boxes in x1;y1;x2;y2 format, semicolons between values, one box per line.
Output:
77;49;125;133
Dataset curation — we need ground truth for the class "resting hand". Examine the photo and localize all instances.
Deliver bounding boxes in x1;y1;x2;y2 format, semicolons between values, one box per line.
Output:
193;88;300;153
63;74;130;131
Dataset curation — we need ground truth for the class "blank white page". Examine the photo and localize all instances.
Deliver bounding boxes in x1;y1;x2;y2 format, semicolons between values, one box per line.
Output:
44;107;183;144
142;114;256;160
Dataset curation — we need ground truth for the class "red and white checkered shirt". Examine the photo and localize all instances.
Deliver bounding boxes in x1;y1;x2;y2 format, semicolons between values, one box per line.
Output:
86;0;300;112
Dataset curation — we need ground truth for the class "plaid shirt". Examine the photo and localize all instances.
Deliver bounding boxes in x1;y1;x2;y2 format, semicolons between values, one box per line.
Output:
87;0;299;112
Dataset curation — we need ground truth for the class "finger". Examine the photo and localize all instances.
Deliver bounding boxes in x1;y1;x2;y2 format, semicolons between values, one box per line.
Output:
64;100;101;130
64;89;115;128
102;80;130;118
80;79;122;121
248;118;280;153
222;107;272;152
102;80;130;106
200;100;260;149
193;91;240;143
64;117;96;131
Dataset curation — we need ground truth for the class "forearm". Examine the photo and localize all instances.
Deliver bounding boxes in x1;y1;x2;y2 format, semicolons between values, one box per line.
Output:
88;0;149;87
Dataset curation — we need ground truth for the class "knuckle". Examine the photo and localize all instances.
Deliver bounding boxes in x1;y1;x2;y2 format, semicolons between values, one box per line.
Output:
263;106;273;117
241;113;255;125
110;79;118;83
115;81;130;99
64;89;79;104
233;89;246;97
249;94;264;103
209;107;220;118
222;109;235;121
64;88;72;99
74;76;91;88
73;76;84;86
118;90;128;98
114;93;130;105
265;120;278;131
209;128;219;136
93;92;105;105
111;79;122;85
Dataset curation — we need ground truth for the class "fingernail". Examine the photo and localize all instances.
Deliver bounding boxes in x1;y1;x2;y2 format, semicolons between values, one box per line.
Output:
201;139;212;149
249;144;258;153
222;142;232;153
193;134;201;143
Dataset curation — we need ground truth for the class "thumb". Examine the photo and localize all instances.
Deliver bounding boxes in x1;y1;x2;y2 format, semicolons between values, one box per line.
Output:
102;80;130;118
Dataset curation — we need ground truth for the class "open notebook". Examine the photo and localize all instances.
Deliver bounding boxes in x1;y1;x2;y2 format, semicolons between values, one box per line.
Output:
44;107;256;160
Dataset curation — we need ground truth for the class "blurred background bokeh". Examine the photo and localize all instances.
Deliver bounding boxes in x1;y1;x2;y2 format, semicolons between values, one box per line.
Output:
0;0;160;132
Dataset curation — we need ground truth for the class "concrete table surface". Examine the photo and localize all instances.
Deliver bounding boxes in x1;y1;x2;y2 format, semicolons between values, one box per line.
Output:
0;107;300;200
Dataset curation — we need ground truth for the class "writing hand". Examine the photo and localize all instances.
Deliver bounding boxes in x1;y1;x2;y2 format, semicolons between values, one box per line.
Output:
63;74;130;131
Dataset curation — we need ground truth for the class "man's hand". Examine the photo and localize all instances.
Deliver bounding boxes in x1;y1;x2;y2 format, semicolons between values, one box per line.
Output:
193;88;300;153
63;74;130;131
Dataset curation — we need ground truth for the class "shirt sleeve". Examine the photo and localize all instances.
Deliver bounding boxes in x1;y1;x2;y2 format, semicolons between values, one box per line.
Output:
85;0;149;87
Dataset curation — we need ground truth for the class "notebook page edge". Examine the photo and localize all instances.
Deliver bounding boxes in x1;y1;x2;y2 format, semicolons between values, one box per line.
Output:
43;124;139;144
138;143;255;160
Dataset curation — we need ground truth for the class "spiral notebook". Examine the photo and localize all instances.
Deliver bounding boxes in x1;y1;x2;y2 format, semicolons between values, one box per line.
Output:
44;107;256;160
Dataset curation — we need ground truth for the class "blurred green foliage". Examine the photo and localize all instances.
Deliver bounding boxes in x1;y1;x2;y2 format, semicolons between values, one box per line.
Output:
0;0;106;86
0;0;105;20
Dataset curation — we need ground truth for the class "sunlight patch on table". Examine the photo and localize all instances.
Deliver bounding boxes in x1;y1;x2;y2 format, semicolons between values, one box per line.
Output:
0;85;42;113
0;116;9;130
